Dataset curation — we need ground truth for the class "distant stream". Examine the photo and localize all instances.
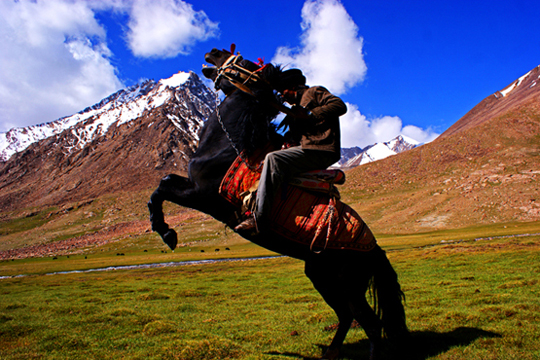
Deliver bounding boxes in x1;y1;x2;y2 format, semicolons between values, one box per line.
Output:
0;256;284;280
2;232;539;280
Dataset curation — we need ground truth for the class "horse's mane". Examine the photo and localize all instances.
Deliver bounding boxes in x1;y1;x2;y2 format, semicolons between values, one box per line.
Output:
260;63;286;89
225;60;284;156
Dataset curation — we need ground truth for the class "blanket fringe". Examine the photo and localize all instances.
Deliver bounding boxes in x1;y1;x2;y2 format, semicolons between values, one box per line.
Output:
310;197;337;253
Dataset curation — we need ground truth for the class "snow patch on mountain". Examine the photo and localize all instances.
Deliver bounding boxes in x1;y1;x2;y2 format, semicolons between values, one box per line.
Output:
499;65;540;97
0;71;211;162
161;72;191;87
337;135;419;168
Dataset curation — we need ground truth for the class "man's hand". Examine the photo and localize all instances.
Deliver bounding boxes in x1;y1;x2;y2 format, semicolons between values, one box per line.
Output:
291;105;310;120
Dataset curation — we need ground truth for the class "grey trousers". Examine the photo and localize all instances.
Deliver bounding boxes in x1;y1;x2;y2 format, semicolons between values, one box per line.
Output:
255;146;338;221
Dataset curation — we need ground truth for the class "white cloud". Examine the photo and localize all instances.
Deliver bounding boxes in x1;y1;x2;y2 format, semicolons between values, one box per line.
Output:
273;0;439;149
340;103;439;148
125;0;219;58
401;124;440;144
0;0;123;132
272;0;366;95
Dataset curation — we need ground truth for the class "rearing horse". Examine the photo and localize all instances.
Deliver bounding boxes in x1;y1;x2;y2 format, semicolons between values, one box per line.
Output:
148;47;408;360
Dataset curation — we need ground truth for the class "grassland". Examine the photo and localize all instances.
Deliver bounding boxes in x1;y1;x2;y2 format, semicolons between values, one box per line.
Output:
1;186;540;359
1;226;539;359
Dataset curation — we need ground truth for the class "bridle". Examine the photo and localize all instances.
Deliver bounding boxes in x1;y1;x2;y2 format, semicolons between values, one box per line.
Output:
209;55;263;172
211;53;296;116
213;54;268;96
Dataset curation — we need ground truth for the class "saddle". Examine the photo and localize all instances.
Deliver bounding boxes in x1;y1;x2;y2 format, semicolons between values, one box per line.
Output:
219;152;377;252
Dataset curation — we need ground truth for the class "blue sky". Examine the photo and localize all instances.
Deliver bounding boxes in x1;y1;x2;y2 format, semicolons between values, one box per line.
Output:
1;0;539;148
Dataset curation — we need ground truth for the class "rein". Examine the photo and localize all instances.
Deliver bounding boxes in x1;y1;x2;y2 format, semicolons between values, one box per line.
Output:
214;90;263;172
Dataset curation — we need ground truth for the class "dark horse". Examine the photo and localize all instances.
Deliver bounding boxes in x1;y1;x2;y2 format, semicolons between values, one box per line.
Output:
148;47;408;359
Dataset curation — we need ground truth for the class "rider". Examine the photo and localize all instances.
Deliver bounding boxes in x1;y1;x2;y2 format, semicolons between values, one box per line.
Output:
235;68;347;234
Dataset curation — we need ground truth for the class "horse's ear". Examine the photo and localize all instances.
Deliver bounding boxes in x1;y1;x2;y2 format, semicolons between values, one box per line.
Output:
230;43;236;55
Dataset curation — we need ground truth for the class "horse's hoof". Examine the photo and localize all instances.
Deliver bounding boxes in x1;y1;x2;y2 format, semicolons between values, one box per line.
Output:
163;229;178;250
369;345;381;360
321;348;339;360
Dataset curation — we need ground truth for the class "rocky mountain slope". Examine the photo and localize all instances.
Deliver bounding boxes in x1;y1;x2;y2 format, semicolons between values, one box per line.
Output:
0;72;216;211
0;69;420;212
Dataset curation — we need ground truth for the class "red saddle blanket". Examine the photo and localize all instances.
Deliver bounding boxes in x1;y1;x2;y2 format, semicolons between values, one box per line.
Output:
219;154;377;252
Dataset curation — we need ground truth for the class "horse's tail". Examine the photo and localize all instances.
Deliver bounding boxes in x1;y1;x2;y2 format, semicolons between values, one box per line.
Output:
370;246;408;340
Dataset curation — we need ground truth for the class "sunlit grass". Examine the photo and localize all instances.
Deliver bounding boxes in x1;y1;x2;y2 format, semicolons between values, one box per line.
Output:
2;190;540;358
1;235;539;359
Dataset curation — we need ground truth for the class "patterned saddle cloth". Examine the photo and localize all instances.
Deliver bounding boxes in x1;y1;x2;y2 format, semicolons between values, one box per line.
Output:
219;152;377;252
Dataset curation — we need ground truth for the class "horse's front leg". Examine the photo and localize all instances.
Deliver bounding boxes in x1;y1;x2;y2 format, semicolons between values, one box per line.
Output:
148;174;196;250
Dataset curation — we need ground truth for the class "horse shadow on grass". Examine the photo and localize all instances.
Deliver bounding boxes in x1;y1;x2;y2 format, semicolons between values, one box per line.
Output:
265;326;501;359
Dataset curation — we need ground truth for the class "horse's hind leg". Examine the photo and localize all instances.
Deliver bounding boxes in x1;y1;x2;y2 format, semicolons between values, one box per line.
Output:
321;296;353;360
305;262;353;360
346;280;383;360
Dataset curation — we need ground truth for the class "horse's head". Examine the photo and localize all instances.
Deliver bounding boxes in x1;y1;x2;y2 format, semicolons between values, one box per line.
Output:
202;45;236;82
201;45;284;156
202;45;267;94
202;47;238;93
204;47;233;69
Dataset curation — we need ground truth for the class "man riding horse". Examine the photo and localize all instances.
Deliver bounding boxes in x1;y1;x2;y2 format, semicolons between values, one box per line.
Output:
149;46;408;359
235;68;347;235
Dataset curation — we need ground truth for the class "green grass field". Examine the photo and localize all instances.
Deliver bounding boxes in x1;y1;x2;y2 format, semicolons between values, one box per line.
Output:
1;227;539;359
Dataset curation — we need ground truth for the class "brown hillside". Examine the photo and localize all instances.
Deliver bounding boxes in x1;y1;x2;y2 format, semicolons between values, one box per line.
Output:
0;105;197;212
0;73;215;213
343;96;540;234
441;65;540;138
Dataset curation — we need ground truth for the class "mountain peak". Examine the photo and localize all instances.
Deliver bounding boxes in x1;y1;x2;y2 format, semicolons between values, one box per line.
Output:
498;65;539;98
0;71;212;162
159;71;192;88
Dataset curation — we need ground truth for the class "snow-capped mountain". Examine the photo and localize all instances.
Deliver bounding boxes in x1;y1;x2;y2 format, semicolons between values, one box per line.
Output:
337;135;419;168
0;72;214;162
0;71;216;210
339;146;363;164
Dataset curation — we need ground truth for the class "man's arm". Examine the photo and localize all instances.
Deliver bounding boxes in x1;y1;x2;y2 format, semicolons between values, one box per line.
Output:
307;86;347;120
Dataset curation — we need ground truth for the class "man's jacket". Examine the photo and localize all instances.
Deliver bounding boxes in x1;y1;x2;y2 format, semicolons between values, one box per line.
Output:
292;86;347;157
